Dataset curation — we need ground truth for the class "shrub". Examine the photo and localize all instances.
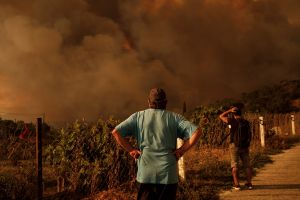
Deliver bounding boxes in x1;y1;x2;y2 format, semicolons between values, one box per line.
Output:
45;118;136;195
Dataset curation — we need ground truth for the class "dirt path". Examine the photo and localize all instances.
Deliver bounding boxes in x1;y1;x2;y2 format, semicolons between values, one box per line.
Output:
219;143;300;200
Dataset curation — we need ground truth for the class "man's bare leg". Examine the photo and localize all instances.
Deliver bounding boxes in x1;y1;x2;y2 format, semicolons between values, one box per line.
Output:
246;167;252;184
232;167;240;187
245;167;253;189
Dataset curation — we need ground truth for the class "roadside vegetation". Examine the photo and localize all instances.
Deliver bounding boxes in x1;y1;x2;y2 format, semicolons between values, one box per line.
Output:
0;80;299;199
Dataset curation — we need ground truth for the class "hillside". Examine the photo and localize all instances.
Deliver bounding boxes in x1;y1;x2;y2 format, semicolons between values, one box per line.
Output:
189;80;300;120
241;80;300;113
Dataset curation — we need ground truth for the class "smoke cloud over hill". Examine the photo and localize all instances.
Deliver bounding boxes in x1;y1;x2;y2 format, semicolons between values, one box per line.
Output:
0;0;299;122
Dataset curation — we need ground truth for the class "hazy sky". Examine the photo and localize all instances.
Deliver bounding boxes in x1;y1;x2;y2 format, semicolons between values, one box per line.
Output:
0;0;299;122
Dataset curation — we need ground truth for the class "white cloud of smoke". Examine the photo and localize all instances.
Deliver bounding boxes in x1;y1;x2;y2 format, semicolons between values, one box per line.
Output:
0;0;299;122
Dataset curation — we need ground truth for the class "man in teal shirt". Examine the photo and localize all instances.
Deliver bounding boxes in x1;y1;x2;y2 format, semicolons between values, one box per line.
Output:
112;88;201;200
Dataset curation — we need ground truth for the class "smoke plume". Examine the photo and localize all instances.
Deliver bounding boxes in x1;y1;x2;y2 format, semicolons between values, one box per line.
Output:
0;0;299;123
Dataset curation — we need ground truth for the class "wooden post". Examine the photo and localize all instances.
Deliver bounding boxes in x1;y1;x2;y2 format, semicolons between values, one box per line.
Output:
36;118;43;200
177;139;185;181
291;114;296;135
259;116;265;147
57;176;65;192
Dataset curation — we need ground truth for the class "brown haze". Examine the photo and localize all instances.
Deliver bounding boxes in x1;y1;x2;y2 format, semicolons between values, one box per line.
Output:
0;0;299;123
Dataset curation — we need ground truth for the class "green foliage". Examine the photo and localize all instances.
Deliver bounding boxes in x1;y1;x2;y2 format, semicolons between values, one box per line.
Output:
242;80;300;113
45;118;136;195
6;136;35;165
189;105;230;147
0;119;35;139
191;79;300;116
0;118;36;164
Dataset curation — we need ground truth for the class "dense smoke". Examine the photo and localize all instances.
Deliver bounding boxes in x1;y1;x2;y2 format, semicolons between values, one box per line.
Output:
0;0;299;122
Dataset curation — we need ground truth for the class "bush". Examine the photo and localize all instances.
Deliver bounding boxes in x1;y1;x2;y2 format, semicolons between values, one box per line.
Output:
45;118;136;195
190;106;229;147
265;131;290;151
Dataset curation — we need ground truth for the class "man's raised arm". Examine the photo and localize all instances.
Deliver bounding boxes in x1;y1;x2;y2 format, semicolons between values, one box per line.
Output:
219;107;236;123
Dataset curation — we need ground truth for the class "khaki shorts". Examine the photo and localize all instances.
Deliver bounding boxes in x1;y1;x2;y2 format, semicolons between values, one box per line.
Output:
229;143;250;169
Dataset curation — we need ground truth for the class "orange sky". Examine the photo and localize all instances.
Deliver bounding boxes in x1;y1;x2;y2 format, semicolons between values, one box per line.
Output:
0;0;299;122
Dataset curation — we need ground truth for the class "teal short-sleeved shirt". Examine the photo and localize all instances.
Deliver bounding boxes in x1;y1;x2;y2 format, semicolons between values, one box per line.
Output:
115;108;198;184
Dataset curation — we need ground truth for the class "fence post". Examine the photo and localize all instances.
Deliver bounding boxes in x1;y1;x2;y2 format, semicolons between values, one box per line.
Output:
291;114;296;135
36;118;43;200
177;138;185;181
259;116;265;147
57;176;65;192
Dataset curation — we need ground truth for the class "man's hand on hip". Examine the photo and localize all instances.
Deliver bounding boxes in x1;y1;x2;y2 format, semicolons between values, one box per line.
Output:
129;149;142;160
173;149;185;160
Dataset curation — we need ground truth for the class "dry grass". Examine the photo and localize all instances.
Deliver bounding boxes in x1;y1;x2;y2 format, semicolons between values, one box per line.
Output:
176;146;231;200
83;187;136;200
89;135;300;200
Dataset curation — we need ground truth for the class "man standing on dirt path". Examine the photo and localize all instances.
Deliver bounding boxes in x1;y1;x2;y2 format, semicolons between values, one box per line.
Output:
112;88;202;200
219;106;253;191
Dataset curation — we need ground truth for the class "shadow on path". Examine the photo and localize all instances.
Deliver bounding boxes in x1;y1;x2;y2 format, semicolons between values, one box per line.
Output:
253;184;300;190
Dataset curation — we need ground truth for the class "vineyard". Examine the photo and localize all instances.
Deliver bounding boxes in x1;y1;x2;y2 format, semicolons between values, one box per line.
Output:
0;109;299;200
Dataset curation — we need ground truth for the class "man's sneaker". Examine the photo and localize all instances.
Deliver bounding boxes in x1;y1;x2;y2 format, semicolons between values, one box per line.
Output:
232;185;241;191
245;183;253;190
